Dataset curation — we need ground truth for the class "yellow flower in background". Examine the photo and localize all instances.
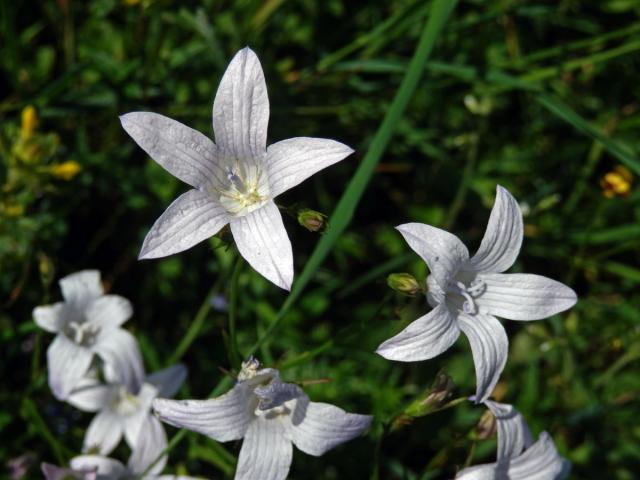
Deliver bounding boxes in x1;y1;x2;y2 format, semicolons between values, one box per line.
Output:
20;105;38;140
49;160;81;180
601;165;633;198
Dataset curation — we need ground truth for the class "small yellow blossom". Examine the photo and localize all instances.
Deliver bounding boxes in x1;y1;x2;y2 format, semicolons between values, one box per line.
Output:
3;203;24;217
49;160;81;180
20;105;38;140
601;165;633;198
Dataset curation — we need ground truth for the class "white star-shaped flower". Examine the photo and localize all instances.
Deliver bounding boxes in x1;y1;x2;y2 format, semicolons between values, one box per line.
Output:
456;400;571;479
33;270;144;400
153;358;372;480
68;364;187;456
376;186;577;402
120;47;354;290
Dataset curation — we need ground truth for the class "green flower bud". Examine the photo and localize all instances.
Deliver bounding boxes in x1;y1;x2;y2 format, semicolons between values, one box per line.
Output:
387;273;421;296
297;209;328;233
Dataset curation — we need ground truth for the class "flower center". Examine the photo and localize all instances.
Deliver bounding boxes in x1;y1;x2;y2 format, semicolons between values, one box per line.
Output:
111;386;141;416
217;164;269;216
65;321;99;346
446;278;486;315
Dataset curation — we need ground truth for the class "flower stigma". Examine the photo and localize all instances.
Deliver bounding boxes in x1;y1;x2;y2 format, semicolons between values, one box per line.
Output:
218;164;269;216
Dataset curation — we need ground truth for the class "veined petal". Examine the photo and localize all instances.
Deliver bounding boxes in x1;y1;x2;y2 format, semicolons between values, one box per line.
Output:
507;432;571;480
468;185;523;273
254;376;303;411
266;137;353;198
60;270;103;310
120;112;226;189
455;463;496;480
230;201;293;290
153;383;254;442
86;295;132;330
139;189;230;260
41;463;97;480
47;334;94;400
476;273;577;321
70;455;127;477
124;384;159;449
94;329;144;395
33;302;67;333
484;400;533;460
376;303;460;361
83;410;124;455
213;47;269;160
67;377;115;412
396;223;469;291
128;415;168;476
290;395;372;456
146;364;188;398
236;417;292;480
458;313;508;403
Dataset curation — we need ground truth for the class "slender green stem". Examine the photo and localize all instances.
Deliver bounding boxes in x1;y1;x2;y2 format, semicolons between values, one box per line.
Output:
227;256;244;367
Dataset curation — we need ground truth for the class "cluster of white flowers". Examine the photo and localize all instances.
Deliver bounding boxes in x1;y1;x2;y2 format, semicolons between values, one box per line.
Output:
35;47;577;479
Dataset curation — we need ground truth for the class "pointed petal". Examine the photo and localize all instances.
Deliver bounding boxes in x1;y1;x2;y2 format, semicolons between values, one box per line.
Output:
124;384;159;449
230;201;293;290
146;364;187;398
47;334;94;400
290;395;372;456
253;375;303;410
70;456;126;477
484;400;533;460
213;47;269;160
86;295;132;330
507;432;571;480
455;463;497;479
468;185;523;273
94;329;145;394
153;384;253;442
120;112;226;189
236;417;292;480
128;415;168;476
458;313;508;403
376;303;460;361
83;410;124;455
266;137;353;198
67;377;115;412
476;273;578;321
41;463;97;480
59;270;103;309
396;223;469;291
139;189;230;259
33;303;67;333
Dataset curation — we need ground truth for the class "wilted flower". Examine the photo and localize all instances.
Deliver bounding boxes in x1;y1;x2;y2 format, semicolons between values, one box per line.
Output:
33;270;144;400
68;364;186;455
376;186;577;402
153;358;372;480
456;400;571;479
120;47;353;290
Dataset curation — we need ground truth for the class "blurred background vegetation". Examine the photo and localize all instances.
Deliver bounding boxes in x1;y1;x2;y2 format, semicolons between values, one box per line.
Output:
1;0;640;478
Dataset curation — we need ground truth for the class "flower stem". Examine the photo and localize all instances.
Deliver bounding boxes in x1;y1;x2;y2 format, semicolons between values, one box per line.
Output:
227;255;244;367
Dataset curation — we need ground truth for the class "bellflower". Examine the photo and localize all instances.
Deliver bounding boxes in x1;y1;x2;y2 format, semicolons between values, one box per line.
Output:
153;358;372;480
68;364;187;456
33;270;144;400
376;186;577;402
456;400;571;479
120;47;354;290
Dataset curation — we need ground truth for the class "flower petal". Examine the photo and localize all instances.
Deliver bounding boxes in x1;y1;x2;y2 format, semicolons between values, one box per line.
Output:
458;313;508;403
213;47;269;160
266;137;353;198
290;395;372;456
507;432;571;480
396;223;469;291
70;455;126;477
376;303;460;361
230;201;293;290
146;364;188;398
128;415;168;476
468;185;523;273
123;384;159;449
153;384;253;442
236;417;292;480
67;377;115;412
120;111;226;189
484;400;533;460
83;410;124;455
33;303;67;333
476;273;578;321
139;189;230;260
41;463;97;480
455;463;497;479
86;295;132;330
47;334;94;400
59;270;103;309
254;375;303;411
94;329;145;394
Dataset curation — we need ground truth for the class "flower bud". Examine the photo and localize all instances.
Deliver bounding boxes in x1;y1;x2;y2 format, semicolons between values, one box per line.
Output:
403;372;455;418
474;409;497;440
297;209;328;233
387;273;421;296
